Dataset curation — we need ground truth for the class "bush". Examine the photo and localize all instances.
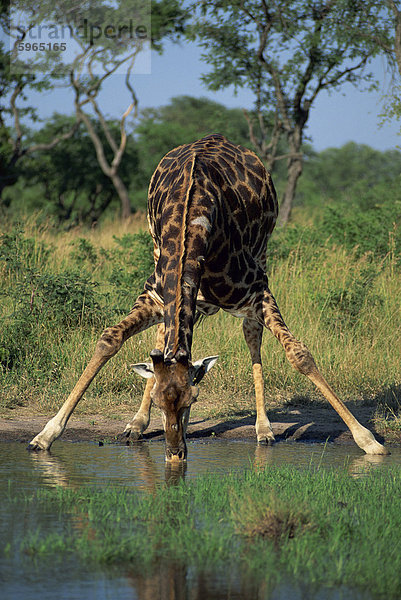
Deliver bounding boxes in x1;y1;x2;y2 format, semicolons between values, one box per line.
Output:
0;226;51;274
320;183;401;260
0;226;155;384
270;181;401;266
312;262;382;330
105;231;154;313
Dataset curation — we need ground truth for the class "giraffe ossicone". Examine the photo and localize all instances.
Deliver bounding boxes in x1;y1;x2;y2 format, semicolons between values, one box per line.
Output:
28;134;389;460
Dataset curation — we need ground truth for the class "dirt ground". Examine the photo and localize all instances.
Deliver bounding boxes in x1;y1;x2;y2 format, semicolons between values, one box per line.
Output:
0;402;396;448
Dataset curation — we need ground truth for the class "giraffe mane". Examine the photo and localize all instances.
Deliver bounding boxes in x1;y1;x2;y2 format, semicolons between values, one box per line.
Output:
172;152;197;357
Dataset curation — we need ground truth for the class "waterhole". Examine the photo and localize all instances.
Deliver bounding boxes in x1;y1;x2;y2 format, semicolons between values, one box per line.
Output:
2;439;400;600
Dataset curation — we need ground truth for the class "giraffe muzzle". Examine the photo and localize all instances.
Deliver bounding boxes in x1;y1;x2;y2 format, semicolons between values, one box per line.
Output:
165;443;187;462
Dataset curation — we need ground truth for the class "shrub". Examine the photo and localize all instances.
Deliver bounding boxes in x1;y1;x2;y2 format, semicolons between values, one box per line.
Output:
106;231;154;313
0;226;51;274
269;181;401;266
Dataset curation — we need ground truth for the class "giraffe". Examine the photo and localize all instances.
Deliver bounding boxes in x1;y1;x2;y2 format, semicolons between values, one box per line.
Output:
28;134;389;460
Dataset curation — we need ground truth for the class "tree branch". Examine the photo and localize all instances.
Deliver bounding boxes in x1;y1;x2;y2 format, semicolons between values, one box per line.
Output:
25;120;81;155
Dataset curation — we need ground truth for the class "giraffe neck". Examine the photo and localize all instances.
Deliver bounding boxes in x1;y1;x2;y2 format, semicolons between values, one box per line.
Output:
157;156;215;362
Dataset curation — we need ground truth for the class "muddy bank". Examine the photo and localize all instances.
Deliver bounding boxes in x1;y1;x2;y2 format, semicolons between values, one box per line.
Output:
0;404;396;447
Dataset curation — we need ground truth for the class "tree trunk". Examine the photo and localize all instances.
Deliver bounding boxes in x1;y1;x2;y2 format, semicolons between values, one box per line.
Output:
75;108;134;220
277;154;303;226
277;120;305;226
111;172;132;219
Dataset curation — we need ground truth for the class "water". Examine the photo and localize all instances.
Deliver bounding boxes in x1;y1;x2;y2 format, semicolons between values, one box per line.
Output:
2;439;400;492
1;439;400;599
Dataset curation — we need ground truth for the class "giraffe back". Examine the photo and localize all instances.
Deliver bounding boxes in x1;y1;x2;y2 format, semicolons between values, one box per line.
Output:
145;134;278;359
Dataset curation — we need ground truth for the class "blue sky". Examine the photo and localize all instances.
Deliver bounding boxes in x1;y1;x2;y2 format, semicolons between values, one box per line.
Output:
27;39;400;152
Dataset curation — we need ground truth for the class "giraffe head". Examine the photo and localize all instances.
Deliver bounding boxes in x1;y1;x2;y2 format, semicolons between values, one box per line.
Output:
132;350;218;461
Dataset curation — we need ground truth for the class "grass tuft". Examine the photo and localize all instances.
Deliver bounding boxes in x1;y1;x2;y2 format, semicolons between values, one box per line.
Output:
232;491;311;545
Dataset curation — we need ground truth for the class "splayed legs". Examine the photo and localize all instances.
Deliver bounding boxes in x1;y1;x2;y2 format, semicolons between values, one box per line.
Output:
28;291;163;451
261;288;389;456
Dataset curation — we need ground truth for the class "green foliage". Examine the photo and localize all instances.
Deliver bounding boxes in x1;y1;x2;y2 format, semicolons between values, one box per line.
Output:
0;4;68;200
1;0;187;214
0;228;102;327
0;226;154;383
0;225;51;273
150;0;188;51
69;238;98;267
0;268;103;373
270;180;401;265
105;231;154;313
313;263;382;330
321;195;401;258
189;0;395;221
297;143;401;209
191;0;392;105
17;115;139;224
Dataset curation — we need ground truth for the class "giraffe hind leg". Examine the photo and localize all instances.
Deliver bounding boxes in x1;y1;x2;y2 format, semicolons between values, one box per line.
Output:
261;289;389;456
28;291;163;452
242;318;275;445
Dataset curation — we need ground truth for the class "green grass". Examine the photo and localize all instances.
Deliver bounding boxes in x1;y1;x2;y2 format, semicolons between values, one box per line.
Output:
6;466;401;598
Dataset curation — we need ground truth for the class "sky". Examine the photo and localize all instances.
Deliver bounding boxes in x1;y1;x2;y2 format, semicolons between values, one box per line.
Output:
25;38;400;152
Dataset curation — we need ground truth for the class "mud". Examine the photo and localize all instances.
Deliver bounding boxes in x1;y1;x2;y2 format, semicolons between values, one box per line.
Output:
0;403;396;447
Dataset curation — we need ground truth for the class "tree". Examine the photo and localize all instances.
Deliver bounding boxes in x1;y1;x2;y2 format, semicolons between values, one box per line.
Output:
190;0;394;224
20;114;139;225
2;0;187;218
375;1;401;143
0;3;79;202
297;142;401;211
64;0;186;218
387;0;401;77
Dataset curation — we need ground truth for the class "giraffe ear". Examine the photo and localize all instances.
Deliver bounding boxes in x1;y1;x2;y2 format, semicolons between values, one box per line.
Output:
130;363;154;379
191;356;219;385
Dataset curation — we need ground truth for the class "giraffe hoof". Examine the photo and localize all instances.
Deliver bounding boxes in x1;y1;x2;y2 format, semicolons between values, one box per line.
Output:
116;429;142;444
353;426;391;456
27;441;45;452
129;430;143;442
257;434;275;446
363;440;390;456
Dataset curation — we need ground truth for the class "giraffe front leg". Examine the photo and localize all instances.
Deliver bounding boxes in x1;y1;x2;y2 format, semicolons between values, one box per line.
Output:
28;291;163;452
261;289;389;456
122;376;154;441
243;319;275;445
122;324;165;441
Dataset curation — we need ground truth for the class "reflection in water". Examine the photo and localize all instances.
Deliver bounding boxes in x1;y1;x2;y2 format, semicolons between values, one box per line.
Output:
124;561;264;600
30;450;71;488
165;460;187;485
122;560;372;600
253;442;389;479
254;442;276;471
129;442;159;491
7;439;400;491
28;441;190;490
347;452;387;478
